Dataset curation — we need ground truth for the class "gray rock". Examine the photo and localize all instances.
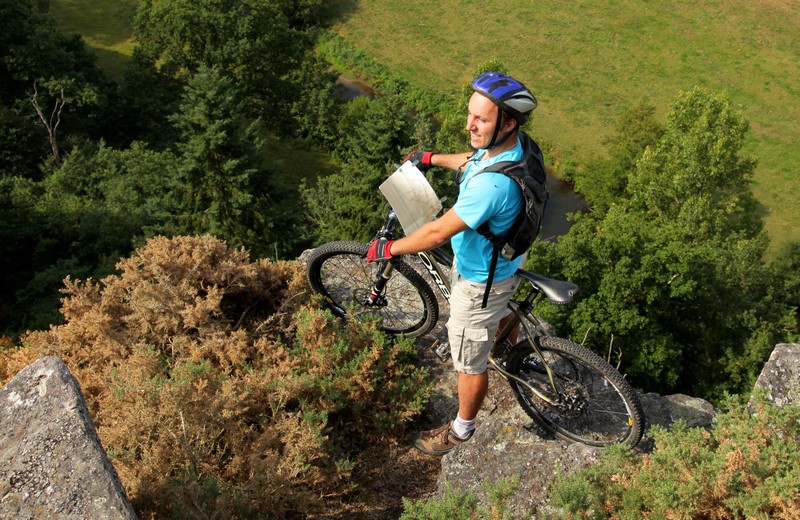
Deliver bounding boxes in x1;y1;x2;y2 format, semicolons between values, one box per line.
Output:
434;344;800;517
436;371;605;517
752;343;800;408
0;356;136;519
639;392;717;430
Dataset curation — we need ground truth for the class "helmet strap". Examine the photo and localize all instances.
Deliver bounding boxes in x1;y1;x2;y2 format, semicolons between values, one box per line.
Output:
485;107;517;150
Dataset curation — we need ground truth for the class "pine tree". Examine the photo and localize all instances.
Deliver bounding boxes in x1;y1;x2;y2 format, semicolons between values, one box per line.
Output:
171;65;258;242
170;65;303;258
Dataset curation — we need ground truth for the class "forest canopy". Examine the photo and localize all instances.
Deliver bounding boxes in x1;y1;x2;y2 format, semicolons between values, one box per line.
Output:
0;0;797;404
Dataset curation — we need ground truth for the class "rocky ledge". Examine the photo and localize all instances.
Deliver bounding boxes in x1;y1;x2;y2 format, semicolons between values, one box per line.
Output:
424;343;800;516
2;344;798;518
0;356;136;519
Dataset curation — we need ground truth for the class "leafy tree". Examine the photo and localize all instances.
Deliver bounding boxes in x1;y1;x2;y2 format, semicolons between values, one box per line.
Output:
0;104;46;179
0;175;48;332
530;89;793;400
0;140;181;333
134;0;323;127
43;140;182;249
1;0;56;99
303;93;412;243
114;50;182;149
287;53;342;148
768;242;800;336
333;94;411;169
1;0;119;158
629;88;762;240
574;102;665;215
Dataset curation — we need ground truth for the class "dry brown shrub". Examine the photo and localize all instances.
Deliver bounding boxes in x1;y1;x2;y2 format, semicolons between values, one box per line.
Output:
1;235;430;519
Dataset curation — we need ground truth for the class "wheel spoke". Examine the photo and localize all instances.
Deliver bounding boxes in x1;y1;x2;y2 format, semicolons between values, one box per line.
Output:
508;336;643;447
307;242;438;338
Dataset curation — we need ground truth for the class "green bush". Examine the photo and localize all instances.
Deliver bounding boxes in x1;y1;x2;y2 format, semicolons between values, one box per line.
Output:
548;392;800;519
401;476;522;520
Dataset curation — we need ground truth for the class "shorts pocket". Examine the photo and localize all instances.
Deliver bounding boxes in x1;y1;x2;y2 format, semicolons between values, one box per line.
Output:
449;326;491;373
464;327;489;343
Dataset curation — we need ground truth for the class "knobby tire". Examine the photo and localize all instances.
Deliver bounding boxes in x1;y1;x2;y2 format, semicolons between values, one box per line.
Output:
507;336;644;447
306;241;438;338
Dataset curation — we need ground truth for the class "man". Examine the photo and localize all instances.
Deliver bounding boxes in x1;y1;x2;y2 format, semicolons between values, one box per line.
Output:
365;71;541;455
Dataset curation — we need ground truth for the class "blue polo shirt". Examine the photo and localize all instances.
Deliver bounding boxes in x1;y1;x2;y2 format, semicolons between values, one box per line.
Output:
451;138;524;283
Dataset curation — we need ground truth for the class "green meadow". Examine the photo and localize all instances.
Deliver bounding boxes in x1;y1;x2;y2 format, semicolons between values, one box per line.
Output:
49;0;137;80
52;0;798;253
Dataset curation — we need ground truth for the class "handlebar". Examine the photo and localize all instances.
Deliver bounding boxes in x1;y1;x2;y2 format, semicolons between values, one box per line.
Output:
378;208;578;306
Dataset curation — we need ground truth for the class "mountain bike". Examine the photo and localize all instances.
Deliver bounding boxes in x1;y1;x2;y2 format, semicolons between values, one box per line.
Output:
306;209;644;447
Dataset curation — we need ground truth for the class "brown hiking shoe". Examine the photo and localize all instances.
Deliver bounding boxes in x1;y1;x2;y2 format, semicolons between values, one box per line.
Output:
413;423;473;456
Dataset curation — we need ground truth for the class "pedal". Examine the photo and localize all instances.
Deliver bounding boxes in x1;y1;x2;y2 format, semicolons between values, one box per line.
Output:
434;340;451;361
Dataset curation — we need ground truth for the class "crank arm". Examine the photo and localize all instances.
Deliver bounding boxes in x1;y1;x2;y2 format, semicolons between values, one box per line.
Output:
488;356;555;405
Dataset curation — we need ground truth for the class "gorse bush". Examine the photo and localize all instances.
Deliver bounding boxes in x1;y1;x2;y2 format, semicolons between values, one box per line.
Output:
548;392;800;519
400;476;521;520
0;235;431;518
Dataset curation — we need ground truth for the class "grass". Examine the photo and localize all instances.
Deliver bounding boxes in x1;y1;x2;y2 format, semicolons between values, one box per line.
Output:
49;0;799;254
330;0;800;255
49;0;138;81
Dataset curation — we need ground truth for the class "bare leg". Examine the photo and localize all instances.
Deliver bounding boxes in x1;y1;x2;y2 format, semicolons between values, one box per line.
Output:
457;370;488;420
497;312;520;345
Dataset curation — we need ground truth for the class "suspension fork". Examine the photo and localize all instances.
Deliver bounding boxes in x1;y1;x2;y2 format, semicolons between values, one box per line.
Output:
364;260;396;306
363;210;403;306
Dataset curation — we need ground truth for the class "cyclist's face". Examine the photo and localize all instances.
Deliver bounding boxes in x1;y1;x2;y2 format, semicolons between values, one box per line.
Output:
466;92;499;150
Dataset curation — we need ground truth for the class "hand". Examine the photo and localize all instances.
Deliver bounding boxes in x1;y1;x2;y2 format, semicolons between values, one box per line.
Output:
365;238;395;263
404;150;434;172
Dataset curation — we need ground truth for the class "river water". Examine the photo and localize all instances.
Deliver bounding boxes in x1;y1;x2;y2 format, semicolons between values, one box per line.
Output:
540;174;588;240
336;76;590;238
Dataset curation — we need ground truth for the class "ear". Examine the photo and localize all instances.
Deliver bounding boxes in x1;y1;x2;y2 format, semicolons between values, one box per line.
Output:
498;107;519;134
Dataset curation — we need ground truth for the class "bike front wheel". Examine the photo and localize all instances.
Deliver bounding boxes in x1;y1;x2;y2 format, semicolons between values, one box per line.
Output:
507;336;644;447
306;241;438;338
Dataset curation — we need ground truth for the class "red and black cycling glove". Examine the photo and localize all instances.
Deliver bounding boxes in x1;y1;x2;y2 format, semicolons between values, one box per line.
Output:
404;151;434;172
365;238;395;263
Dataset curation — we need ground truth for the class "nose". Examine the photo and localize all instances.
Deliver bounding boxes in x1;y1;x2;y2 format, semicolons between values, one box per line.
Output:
466;115;477;132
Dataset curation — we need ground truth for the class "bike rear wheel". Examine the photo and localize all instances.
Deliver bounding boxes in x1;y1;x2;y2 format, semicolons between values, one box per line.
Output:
306;241;438;338
507;336;644;447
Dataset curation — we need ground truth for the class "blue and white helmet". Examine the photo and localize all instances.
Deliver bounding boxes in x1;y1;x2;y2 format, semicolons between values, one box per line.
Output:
471;71;537;125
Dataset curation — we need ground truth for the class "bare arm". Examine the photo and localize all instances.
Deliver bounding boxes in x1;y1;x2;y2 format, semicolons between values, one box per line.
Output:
430;152;473;171
390;208;469;256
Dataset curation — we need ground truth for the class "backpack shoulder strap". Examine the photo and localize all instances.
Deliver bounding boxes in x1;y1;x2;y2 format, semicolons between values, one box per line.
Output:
482;247;500;309
473;132;548;308
474;161;520;309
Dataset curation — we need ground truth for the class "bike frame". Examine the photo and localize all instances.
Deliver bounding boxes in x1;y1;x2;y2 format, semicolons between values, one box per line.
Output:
375;210;560;403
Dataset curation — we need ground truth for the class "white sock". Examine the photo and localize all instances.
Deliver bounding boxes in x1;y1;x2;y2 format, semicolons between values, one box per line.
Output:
452;413;476;439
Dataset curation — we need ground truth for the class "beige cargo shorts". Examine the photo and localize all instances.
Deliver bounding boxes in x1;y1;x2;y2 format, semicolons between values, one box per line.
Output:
446;268;519;374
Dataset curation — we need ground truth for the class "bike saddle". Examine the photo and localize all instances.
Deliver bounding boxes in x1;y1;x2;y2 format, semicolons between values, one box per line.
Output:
516;270;579;305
